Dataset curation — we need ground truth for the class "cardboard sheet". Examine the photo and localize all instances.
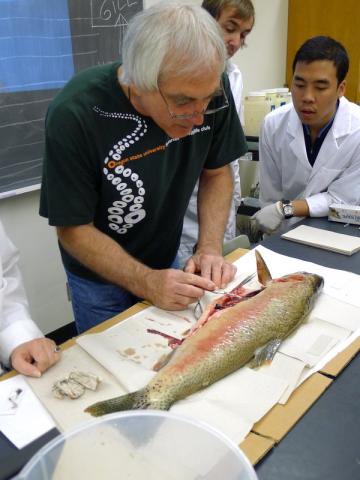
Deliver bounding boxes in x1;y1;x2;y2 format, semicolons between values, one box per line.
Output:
240;433;275;465
252;373;332;442
320;336;360;377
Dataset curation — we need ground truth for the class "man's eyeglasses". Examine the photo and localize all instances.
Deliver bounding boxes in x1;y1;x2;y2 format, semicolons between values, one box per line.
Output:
158;81;229;120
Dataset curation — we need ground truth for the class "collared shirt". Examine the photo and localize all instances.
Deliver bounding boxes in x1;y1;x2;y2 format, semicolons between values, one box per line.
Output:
302;99;340;166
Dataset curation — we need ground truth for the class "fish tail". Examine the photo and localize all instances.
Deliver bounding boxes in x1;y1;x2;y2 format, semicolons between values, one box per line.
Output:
85;389;147;417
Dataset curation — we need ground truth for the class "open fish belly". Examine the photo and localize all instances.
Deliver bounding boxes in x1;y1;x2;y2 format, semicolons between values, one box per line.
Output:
85;271;323;416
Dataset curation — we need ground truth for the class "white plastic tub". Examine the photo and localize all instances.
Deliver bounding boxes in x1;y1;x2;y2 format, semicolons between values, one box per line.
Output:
16;411;258;480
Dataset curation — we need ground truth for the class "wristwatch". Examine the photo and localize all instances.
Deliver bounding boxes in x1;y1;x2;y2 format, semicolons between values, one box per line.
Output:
281;200;294;219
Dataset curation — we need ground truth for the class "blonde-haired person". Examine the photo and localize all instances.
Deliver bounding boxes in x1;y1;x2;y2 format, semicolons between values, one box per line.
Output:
0;220;60;377
179;0;254;266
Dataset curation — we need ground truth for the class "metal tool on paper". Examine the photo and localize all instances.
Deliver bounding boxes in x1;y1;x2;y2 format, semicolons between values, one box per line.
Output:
0;388;24;415
193;272;256;320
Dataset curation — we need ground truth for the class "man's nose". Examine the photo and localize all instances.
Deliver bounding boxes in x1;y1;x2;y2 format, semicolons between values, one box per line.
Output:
229;33;242;52
302;87;315;102
190;112;205;126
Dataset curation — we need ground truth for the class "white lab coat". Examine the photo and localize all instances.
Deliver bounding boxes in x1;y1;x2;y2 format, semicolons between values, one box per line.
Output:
178;61;243;266
0;220;42;369
259;97;360;216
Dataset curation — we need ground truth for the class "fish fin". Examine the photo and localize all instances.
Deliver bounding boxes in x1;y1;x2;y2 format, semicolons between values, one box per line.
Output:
249;338;282;368
255;250;272;285
85;389;143;417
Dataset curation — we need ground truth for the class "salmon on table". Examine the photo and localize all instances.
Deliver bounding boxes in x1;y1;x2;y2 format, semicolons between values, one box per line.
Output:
85;251;324;416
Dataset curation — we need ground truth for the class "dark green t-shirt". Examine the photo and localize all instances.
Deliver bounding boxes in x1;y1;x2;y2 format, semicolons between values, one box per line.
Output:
40;62;247;281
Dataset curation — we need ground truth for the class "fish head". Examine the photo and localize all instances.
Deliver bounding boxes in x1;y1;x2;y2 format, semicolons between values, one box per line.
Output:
273;271;324;301
300;271;324;295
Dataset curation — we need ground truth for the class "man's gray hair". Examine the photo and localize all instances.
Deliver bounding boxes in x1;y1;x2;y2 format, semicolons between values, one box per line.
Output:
120;1;226;90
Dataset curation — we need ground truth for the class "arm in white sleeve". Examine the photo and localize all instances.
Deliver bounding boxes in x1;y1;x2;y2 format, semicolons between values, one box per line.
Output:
0;221;43;366
227;64;243;205
258;121;283;207
227;62;244;123
306;150;360;216
305;192;333;217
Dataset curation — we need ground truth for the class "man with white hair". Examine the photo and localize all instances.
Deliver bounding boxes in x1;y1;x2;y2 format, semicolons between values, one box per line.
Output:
40;2;247;333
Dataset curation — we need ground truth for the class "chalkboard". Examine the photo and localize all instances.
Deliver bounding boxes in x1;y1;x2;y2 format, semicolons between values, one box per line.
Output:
0;0;143;198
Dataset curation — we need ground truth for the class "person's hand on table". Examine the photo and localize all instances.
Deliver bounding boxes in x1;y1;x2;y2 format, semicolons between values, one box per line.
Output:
10;338;61;377
251;201;284;234
143;268;216;311
184;250;237;289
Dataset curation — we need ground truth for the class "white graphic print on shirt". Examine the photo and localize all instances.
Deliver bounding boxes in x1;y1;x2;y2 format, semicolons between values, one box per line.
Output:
94;106;148;235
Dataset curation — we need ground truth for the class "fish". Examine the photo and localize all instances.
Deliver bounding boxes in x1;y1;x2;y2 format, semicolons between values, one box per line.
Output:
85;251;323;416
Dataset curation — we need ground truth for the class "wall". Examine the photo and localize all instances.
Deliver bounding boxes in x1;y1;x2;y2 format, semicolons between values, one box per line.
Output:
0;0;288;334
232;0;289;197
233;0;289;96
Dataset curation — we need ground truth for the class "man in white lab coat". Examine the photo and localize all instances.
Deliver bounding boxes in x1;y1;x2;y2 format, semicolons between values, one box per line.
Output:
179;0;255;265
0;220;60;376
253;36;360;234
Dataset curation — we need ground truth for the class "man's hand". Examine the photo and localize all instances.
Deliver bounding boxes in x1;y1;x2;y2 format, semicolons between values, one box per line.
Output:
251;201;284;234
185;252;236;289
10;338;61;377
143;268;216;311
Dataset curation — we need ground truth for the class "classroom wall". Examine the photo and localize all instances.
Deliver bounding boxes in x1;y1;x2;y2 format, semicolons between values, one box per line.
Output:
232;0;289;95
0;0;288;335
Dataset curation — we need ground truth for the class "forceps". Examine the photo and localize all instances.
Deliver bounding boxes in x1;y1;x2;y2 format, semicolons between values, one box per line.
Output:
193;272;256;320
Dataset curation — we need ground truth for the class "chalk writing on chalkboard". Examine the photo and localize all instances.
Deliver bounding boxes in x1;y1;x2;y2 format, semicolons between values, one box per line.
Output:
0;0;143;197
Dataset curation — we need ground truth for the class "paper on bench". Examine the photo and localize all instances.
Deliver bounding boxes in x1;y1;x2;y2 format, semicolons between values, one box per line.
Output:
281;225;360;255
0;375;55;449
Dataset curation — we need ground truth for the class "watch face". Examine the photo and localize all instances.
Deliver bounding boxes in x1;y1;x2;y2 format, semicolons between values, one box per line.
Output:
283;204;293;217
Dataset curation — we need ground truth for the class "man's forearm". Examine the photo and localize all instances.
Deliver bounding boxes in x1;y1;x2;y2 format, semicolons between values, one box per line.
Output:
196;165;233;254
57;224;151;298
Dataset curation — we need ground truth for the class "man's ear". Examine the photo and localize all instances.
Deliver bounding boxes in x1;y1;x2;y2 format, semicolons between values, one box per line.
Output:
338;79;346;98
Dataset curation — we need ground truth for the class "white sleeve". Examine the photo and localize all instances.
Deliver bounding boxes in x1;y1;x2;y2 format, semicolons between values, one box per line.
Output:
305;193;333;217
227;64;243;204
228;66;244;124
0;220;43;366
258;119;283;207
306;142;360;216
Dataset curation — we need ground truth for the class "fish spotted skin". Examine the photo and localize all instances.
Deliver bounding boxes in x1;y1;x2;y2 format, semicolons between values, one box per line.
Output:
85;256;323;417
